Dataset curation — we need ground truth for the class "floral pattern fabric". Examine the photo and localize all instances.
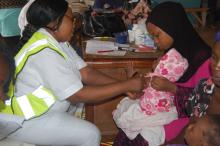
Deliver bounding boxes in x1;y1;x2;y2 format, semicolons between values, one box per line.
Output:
174;78;214;118
186;78;214;117
140;48;189;115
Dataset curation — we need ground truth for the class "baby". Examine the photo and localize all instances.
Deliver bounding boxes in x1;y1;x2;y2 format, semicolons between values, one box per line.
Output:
184;114;220;146
140;48;188;115
166;115;220;146
113;48;188;146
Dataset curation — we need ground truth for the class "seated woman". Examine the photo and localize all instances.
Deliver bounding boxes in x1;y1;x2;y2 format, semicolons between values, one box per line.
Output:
0;38;34;146
113;2;212;146
167;31;220;145
1;0;146;145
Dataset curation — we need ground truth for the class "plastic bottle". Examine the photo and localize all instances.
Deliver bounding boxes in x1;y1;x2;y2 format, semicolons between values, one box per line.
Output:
133;24;144;45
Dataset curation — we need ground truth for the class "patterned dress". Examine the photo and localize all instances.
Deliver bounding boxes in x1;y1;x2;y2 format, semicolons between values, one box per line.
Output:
140;48;188;115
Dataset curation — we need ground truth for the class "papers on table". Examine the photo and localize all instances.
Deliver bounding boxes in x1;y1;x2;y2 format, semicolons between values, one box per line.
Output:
86;40;126;56
114;43;130;48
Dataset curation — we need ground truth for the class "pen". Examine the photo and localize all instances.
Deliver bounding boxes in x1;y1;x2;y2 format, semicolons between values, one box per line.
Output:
94;36;112;41
97;50;115;53
94;36;110;39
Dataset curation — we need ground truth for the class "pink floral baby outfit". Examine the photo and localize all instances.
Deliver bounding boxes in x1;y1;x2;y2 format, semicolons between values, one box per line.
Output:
140;48;189;115
113;48;188;145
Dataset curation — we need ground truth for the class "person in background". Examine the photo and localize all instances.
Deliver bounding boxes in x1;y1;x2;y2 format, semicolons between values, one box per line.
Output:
0;39;35;146
113;2;212;146
0;0;146;146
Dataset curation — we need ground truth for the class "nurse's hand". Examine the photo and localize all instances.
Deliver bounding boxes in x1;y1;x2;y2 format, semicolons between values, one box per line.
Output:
126;73;150;99
126;91;144;100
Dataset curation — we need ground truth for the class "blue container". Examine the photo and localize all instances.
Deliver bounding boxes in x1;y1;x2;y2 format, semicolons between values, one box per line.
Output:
114;32;128;44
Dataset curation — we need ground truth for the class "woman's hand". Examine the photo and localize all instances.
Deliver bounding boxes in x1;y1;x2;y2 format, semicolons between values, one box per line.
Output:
151;76;177;93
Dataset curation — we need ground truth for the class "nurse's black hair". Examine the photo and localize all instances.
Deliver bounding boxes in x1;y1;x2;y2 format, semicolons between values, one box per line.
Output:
14;0;68;55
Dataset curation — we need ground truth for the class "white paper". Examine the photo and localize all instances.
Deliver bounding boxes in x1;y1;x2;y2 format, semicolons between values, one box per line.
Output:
96;50;126;56
115;43;130;48
86;40;126;56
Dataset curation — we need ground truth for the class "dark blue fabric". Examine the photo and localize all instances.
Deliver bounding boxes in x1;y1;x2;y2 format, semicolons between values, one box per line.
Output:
93;0;124;9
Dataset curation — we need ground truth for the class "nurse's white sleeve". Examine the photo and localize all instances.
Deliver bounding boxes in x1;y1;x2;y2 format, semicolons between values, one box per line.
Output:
29;48;85;100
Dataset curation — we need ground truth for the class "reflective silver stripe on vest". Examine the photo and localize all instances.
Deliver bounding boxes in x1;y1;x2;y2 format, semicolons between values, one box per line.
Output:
16;86;55;119
16;95;35;119
32;86;55;107
16;39;48;66
5;99;11;106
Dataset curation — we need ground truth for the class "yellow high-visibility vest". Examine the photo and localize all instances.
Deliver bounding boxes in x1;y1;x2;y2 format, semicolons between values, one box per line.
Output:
0;31;67;120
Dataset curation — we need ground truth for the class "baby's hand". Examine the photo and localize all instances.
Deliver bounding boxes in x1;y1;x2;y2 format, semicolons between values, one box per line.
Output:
126;91;144;99
151;76;176;93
